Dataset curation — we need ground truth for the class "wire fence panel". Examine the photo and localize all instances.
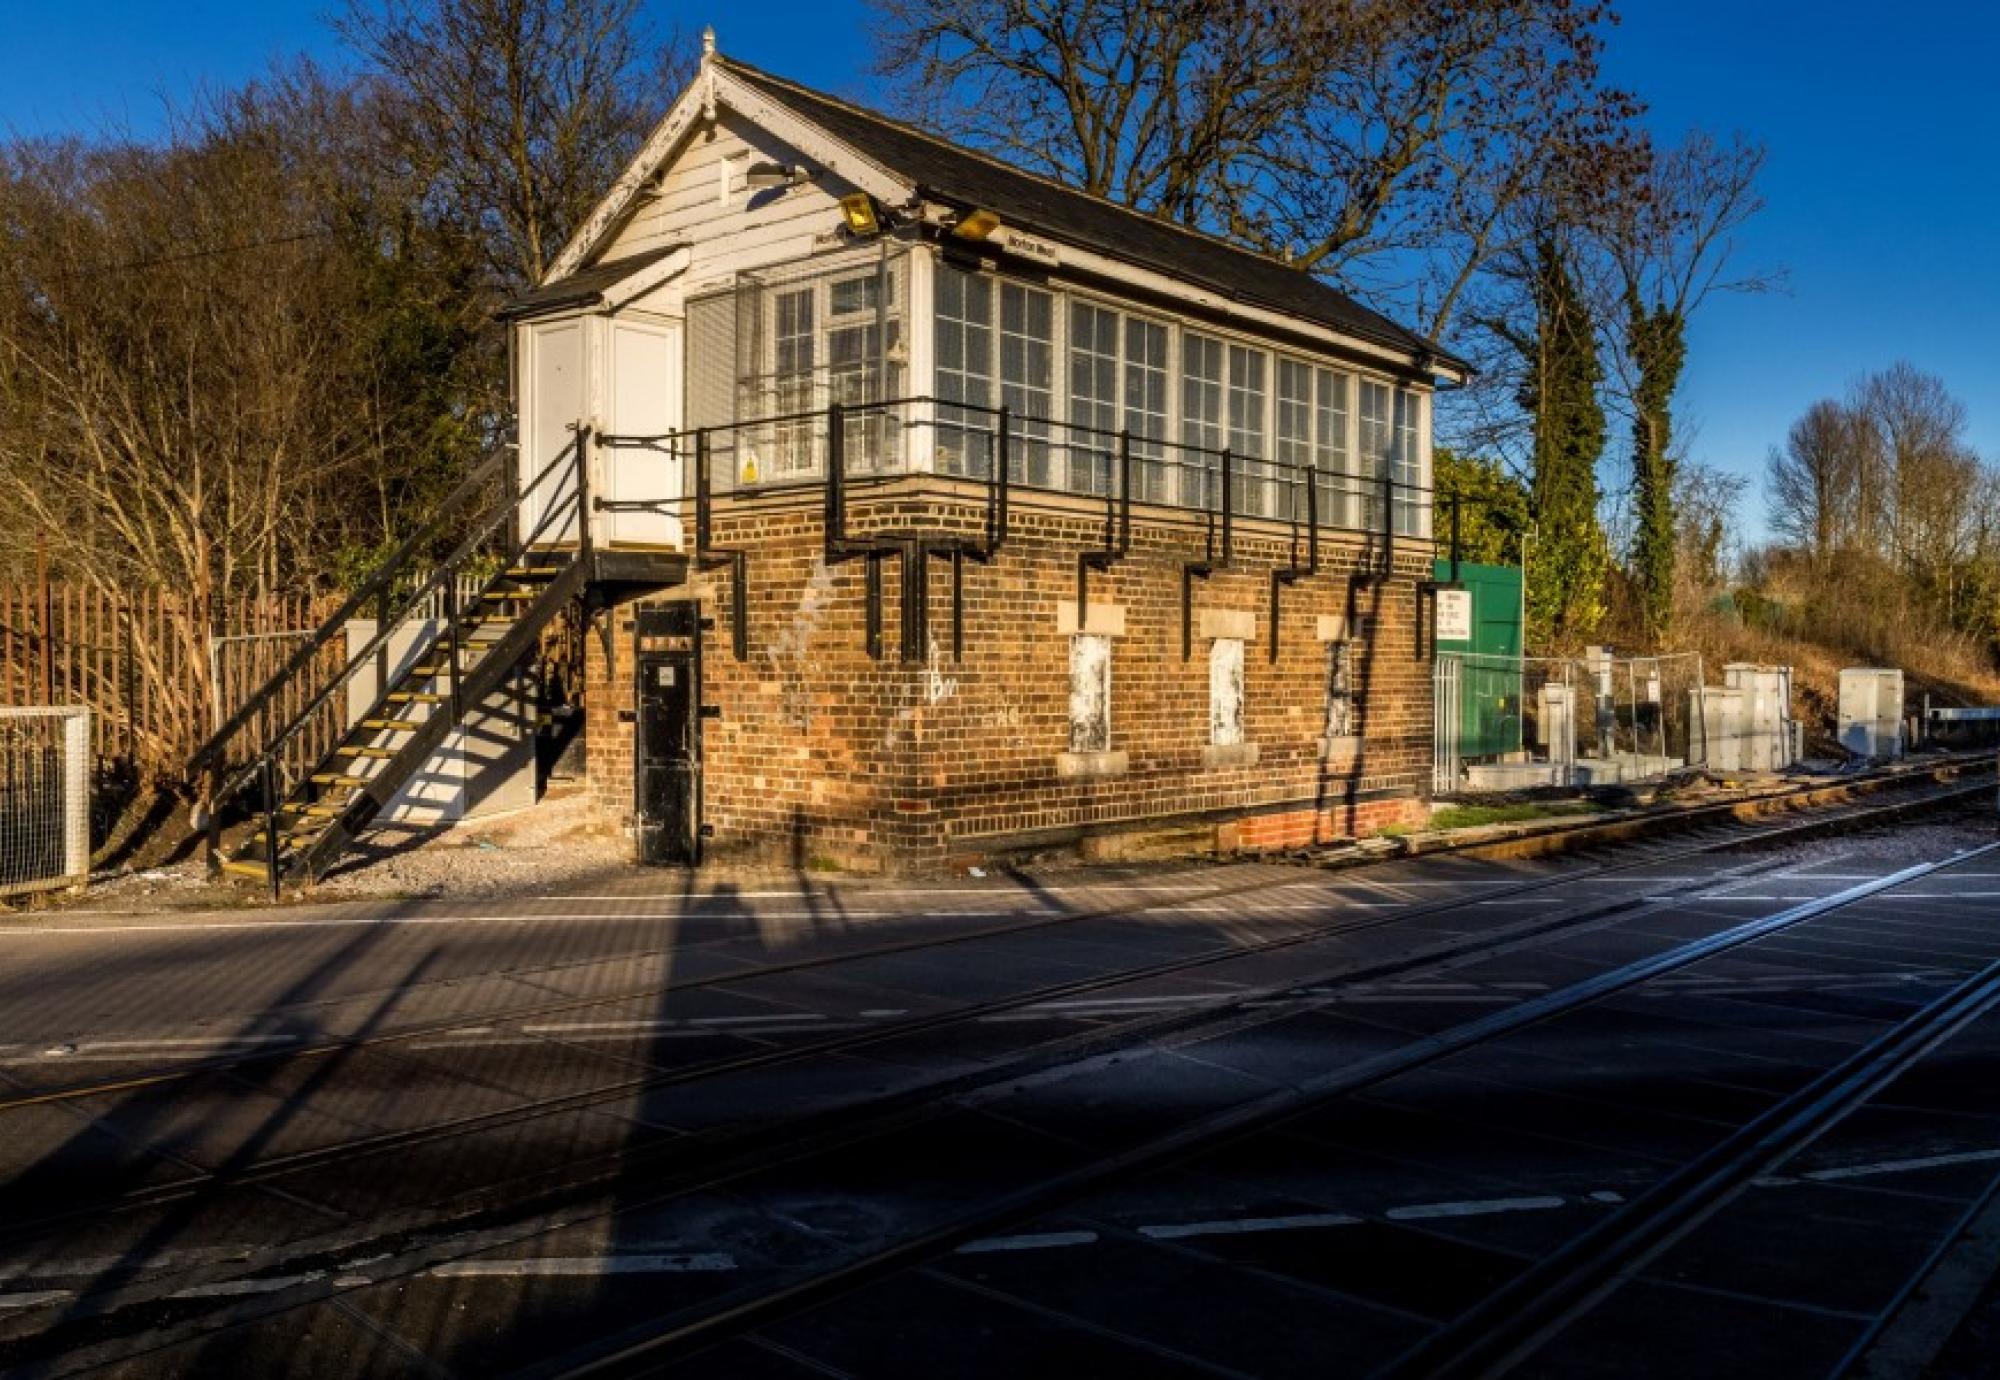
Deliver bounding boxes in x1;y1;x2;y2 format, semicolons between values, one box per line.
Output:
0;707;90;898
1434;651;1708;797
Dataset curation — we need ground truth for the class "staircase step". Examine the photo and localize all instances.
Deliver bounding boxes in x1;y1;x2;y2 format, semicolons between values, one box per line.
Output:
222;857;281;881
311;773;371;788
481;588;539;602
301;803;349;819
335;746;397;760
386;692;448;703
360;718;421;731
503;567;561;580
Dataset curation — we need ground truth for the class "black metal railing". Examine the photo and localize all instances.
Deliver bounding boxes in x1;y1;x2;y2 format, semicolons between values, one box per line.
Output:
186;431;591;894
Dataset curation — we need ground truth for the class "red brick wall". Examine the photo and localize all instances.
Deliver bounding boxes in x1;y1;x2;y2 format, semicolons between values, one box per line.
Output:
585;478;1434;870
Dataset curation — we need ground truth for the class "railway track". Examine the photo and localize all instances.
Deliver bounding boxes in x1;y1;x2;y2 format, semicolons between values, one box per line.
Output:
8;773;1992;1375
522;836;2000;1379
2;770;1984;1244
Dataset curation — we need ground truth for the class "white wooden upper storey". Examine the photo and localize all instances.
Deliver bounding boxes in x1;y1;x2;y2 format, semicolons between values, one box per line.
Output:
508;42;1457;550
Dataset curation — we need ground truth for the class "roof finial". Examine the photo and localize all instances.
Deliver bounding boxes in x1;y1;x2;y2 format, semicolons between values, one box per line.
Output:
701;26;716;58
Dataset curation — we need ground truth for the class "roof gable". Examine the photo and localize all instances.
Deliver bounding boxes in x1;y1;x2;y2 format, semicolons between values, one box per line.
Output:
545;47;1454;374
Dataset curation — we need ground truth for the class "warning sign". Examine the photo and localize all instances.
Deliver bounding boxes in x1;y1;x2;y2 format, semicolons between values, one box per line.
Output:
1434;588;1473;643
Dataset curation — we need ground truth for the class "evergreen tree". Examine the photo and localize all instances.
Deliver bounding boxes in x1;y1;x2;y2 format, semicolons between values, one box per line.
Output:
1520;237;1609;646
1627;290;1686;643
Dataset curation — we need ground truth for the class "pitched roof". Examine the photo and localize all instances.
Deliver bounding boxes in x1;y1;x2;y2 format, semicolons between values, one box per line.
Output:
717;56;1457;373
498;245;681;321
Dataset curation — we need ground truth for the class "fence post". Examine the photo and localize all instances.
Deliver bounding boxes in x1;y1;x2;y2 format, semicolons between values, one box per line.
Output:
36;538;52;706
259;755;281;902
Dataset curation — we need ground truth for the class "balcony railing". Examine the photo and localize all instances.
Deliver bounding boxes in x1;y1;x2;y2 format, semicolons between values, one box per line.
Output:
596;395;1432;542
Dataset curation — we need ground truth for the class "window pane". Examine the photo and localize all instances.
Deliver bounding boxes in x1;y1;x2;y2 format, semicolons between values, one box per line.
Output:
1000;282;1054;486
934;266;993;477
1359;379;1393;531
1123;317;1169;502
771;287;815;477
1393;388;1424;536
1276;358;1313;521
1181;332;1224;508
1068;301;1119;496
1316;369;1354;526
1227;344;1269;517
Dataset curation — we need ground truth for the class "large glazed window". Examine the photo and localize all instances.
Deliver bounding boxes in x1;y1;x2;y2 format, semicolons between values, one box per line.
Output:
934;264;994;478
1181;331;1225;509
1067;300;1120;496
1124;316;1170;502
1000;282;1055;487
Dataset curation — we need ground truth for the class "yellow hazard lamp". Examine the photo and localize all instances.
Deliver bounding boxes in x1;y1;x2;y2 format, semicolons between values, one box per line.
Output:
952;208;1002;241
839;193;882;237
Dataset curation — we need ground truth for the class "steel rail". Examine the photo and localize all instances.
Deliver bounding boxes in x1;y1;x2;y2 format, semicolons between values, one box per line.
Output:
1389;897;2000;1379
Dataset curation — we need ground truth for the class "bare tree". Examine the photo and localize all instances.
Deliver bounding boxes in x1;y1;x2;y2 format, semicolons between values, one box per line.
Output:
0;67;482;779
871;0;1637;338
1766;399;1866;565
338;0;686;288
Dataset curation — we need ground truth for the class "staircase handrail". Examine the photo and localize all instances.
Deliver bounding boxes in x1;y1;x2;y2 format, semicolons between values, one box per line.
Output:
193;434;583;812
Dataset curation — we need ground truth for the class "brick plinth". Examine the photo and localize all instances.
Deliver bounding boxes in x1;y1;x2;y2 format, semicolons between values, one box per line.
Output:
584;477;1435;872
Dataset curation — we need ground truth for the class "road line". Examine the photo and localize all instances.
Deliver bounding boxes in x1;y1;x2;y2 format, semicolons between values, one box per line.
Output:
1138;1212;1362;1240
428;1253;737;1278
1802;1148;2000;1182
954;1231;1099;1254
1386;1195;1568;1221
0;1291;72;1310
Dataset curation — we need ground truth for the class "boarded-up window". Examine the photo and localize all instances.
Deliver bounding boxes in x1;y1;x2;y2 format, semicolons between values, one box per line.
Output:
1327;641;1358;739
1069;634;1112;753
1210;637;1245;746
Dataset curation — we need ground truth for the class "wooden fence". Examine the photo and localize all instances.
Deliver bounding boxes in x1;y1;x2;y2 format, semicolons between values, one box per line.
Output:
0;578;345;785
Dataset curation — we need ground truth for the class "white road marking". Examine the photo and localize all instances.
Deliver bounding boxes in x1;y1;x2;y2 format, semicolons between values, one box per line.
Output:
169;1272;325;1300
1139;1212;1362;1240
428;1253;736;1277
0;1291;72;1310
1385;1195;1567;1221
955;1231;1098;1254
1802;1148;2000;1183
1588;1190;1625;1203
859;1008;908;1018
0;911;888;937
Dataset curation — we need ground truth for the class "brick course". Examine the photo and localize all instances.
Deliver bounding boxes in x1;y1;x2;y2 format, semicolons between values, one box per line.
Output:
584;477;1433;871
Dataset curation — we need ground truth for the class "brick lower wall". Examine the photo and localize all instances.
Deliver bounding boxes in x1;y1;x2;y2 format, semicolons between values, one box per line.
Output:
584;478;1435;871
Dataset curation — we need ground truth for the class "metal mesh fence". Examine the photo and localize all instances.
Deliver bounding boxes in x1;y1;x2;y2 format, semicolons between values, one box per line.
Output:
1434;651;1708;796
0;706;90;898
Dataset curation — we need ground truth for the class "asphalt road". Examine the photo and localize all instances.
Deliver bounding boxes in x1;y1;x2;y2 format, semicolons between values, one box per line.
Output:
2;792;1998;1378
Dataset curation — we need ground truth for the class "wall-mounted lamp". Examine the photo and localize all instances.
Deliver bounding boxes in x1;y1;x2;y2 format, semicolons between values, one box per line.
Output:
747;161;817;190
840;193;883;236
951;208;1002;241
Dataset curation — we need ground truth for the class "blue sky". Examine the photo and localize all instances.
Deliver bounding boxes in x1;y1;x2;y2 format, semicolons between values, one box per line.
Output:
6;2;1995;537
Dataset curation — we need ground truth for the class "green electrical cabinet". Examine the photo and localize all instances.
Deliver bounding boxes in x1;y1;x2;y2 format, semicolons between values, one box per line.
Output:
1434;560;1525;759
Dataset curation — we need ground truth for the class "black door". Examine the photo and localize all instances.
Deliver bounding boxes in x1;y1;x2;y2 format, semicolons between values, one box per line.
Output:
634;609;700;864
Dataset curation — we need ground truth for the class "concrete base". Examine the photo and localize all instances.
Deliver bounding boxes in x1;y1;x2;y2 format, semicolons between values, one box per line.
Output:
1462;754;1684;792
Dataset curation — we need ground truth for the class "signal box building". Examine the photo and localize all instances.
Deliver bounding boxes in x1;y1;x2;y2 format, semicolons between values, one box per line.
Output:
505;38;1465;872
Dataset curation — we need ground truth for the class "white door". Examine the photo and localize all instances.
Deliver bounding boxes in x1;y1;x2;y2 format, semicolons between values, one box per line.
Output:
605;320;684;548
523;320;584;547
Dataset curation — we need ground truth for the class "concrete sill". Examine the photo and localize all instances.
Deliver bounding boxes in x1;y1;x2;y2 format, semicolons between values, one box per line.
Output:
1321;734;1362;761
1056;750;1129;780
1201;742;1261;770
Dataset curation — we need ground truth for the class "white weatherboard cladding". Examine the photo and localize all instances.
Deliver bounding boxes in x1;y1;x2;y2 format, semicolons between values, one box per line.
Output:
522;319;584;546
605;320;683;546
605;109;858;286
1210;638;1245;746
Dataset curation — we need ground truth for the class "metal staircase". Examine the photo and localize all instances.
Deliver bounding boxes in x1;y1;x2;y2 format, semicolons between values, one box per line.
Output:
188;432;594;892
